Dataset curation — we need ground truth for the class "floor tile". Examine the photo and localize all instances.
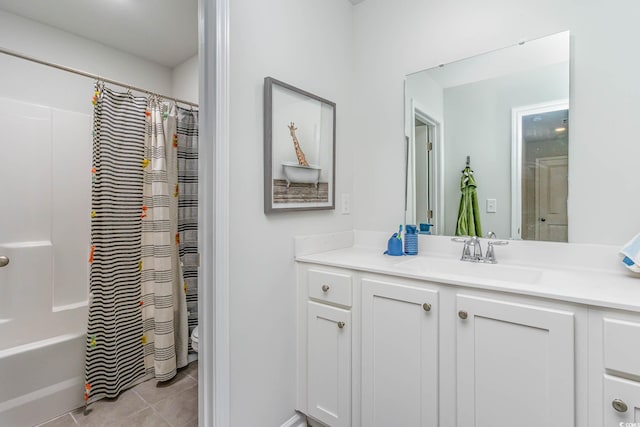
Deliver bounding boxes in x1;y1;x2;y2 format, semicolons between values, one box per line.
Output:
133;371;197;405
37;414;78;427
176;416;198;427
153;384;198;427
72;390;150;427
182;360;198;381
104;407;171;427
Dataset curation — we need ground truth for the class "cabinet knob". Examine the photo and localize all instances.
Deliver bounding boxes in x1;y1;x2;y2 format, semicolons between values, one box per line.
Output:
321;284;330;292
458;310;468;320
0;256;9;268
337;321;346;329
422;303;432;312
612;398;628;413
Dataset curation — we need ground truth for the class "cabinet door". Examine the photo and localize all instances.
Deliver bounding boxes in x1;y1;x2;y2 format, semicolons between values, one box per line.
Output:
604;375;640;425
457;294;574;427
307;301;351;427
361;278;439;427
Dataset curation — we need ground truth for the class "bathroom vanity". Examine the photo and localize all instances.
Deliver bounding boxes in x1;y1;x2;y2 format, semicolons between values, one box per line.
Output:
295;231;640;427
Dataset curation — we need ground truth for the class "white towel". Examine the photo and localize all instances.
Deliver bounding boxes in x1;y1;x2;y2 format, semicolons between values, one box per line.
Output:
620;232;640;273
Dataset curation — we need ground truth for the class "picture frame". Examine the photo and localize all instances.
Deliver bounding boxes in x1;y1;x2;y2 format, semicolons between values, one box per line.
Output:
264;77;336;213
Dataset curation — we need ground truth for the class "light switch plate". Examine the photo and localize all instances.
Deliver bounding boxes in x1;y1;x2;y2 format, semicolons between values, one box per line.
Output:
341;193;350;215
486;199;497;213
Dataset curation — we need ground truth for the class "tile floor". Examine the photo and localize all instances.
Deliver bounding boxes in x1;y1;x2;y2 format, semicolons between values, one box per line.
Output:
36;361;198;427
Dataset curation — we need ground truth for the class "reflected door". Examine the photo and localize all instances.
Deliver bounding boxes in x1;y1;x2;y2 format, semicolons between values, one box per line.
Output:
535;156;568;242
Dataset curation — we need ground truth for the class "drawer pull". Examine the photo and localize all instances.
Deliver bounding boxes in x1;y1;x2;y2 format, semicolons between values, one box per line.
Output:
458;310;468;320
422;303;432;312
337;321;346;329
612;398;628;413
0;256;9;268
321;284;330;292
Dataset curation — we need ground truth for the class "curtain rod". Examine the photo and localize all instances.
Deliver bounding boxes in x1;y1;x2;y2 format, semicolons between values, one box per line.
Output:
0;46;199;108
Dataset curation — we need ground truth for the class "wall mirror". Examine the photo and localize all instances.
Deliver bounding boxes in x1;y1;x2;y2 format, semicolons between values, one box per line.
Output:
405;31;570;241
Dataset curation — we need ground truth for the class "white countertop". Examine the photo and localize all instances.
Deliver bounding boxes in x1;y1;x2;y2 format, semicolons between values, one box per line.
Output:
295;231;640;313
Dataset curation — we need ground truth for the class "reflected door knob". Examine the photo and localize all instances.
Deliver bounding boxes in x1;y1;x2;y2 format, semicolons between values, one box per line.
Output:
612;398;628;413
0;256;9;268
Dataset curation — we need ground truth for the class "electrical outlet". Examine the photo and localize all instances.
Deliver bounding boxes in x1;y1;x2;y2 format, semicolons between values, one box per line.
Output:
486;199;497;213
341;193;350;215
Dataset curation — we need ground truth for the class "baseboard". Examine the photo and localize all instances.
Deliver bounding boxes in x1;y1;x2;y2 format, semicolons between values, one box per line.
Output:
281;411;307;427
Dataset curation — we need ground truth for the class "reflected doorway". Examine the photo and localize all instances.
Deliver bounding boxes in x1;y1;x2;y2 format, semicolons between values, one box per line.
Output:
407;100;441;233
512;102;569;242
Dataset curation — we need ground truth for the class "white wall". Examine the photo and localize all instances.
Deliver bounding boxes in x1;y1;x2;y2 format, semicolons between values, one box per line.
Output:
352;0;640;245
171;54;199;104
228;0;354;425
0;10;172;110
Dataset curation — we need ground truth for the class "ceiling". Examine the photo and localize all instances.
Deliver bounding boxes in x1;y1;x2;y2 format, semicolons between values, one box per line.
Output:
523;109;569;143
0;0;198;68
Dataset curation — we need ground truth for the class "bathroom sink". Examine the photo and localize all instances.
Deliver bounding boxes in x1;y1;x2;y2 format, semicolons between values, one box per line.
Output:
394;256;543;285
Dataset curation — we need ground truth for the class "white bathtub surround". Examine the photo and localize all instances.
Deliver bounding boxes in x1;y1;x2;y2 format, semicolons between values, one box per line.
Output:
295;230;640;426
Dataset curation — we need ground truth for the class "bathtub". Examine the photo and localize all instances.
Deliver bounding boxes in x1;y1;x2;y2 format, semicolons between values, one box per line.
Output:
0;242;88;427
281;161;322;187
0;333;86;427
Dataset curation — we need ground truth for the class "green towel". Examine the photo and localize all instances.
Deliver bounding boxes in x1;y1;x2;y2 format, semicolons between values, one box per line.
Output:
455;166;482;237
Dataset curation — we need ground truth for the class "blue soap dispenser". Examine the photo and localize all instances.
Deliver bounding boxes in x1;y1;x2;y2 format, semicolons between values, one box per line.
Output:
404;224;418;255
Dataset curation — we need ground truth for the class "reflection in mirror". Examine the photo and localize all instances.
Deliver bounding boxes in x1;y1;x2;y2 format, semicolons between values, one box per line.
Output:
405;31;570;241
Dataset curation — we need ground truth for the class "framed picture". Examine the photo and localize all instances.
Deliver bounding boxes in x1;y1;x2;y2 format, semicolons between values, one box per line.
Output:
264;77;336;213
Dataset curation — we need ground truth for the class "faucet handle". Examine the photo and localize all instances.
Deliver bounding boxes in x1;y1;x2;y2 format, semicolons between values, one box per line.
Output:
485;240;508;263
451;237;470;243
452;237;472;260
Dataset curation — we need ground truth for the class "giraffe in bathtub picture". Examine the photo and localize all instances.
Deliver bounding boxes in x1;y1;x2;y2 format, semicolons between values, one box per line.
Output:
288;122;310;167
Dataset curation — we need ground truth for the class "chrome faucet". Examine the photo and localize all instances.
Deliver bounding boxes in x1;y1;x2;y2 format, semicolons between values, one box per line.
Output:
452;236;509;264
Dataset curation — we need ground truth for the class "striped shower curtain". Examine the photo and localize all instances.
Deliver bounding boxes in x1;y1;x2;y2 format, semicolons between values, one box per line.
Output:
85;86;194;404
176;106;199;348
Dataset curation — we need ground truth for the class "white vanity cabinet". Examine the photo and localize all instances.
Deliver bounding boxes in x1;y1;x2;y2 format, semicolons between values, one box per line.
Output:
297;267;354;427
456;293;576;427
360;277;439;427
589;310;640;427
297;261;594;427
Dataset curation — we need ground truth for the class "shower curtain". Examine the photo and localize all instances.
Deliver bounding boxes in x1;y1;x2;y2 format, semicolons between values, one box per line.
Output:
85;85;196;404
176;106;199;348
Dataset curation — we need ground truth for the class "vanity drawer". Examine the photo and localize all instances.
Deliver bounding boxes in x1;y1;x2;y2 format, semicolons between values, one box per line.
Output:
308;268;352;308
604;317;640;376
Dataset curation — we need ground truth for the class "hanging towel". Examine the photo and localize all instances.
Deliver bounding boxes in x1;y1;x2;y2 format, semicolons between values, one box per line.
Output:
620;233;640;273
455;166;482;237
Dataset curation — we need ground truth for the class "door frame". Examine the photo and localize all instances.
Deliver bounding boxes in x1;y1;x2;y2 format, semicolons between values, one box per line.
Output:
199;0;230;426
408;99;443;234
511;99;568;240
